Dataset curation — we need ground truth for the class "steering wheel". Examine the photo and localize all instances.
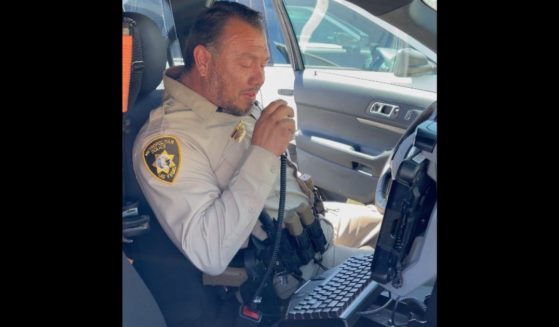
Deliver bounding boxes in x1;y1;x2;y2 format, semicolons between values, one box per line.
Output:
374;102;437;214
374;161;392;215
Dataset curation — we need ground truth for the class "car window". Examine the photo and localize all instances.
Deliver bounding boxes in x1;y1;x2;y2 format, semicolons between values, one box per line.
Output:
262;0;291;65
282;0;436;92
287;5;364;45
123;0;183;66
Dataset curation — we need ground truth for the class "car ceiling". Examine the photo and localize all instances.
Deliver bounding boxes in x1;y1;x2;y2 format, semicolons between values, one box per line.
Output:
169;0;436;52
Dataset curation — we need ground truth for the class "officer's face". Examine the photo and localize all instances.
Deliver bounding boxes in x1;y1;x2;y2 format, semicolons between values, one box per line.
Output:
207;18;269;116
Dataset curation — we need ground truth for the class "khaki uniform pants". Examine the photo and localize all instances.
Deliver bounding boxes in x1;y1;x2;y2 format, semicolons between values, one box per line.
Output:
296;201;383;286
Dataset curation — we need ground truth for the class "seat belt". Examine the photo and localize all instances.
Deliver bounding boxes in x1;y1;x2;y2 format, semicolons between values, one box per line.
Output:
122;17;144;113
122;22;132;112
123;16;149;240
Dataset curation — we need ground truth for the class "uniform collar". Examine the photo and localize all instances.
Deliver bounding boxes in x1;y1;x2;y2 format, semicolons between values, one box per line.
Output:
163;65;219;121
163;65;262;122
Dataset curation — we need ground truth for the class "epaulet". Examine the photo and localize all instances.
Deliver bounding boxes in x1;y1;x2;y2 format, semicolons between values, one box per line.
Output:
145;106;166;135
145;103;192;135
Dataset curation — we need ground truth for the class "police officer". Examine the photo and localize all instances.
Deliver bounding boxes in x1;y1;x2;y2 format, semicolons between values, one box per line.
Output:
132;1;382;326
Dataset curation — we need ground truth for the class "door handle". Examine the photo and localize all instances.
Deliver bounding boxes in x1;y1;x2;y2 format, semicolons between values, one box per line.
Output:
367;102;399;119
278;89;294;96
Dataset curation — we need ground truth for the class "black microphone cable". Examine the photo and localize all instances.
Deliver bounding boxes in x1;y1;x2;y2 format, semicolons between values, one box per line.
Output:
251;153;287;309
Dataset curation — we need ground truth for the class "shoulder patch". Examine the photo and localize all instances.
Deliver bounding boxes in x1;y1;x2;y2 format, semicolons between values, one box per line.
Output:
143;136;181;184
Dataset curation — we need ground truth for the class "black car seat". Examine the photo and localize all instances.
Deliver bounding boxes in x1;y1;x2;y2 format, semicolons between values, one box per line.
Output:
122;11;167;207
122;11;168;327
123;252;167;327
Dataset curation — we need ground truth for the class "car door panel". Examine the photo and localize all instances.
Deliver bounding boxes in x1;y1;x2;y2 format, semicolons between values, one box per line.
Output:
294;68;436;203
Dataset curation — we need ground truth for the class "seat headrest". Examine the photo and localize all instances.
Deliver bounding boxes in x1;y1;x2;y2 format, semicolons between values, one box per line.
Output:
123;12;168;96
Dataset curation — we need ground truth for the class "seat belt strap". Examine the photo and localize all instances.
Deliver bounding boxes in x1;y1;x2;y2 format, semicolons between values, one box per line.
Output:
123;17;144;113
122;23;133;112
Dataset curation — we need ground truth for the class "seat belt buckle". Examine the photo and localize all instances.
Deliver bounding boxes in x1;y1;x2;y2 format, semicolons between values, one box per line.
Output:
239;305;262;323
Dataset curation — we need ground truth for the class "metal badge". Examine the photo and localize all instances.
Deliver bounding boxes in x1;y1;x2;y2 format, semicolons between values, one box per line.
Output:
230;120;246;142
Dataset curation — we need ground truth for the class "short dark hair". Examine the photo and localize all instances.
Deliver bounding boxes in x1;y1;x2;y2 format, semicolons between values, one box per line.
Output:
182;1;264;72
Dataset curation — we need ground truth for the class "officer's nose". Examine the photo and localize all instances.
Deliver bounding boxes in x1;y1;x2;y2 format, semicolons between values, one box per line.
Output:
249;65;265;86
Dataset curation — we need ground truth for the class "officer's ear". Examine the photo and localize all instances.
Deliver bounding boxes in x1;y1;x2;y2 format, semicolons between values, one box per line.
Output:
193;45;213;77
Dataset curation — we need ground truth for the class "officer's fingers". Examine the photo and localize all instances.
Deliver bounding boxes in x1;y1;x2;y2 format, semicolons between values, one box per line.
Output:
277;117;296;133
284;106;295;118
269;104;294;122
261;99;288;117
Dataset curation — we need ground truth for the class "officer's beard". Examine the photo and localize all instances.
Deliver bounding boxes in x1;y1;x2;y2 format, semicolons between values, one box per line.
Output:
221;103;251;117
207;66;252;116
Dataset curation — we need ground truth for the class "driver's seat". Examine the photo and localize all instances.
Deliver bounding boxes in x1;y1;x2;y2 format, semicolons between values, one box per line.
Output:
122;11;167;208
122;11;168;327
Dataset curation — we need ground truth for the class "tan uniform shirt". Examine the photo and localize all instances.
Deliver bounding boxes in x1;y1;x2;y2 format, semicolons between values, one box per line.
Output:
133;66;320;275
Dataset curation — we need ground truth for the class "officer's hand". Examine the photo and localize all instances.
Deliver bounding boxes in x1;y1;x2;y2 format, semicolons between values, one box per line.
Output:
252;99;295;156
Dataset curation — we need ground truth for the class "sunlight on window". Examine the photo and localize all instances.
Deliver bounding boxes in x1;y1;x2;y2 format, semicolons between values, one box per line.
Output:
298;0;329;52
423;0;437;11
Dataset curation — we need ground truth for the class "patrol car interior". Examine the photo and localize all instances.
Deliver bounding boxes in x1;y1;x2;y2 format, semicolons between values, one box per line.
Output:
122;0;437;326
